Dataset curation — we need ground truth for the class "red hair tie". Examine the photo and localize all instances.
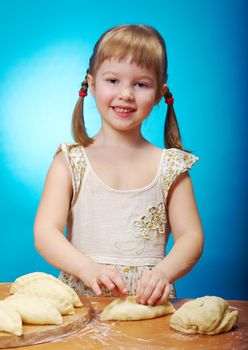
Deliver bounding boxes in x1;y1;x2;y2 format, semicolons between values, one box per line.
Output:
79;89;87;98
165;97;174;106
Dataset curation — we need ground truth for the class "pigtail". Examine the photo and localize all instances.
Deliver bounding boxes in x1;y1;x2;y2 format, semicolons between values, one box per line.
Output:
164;89;191;153
72;71;94;147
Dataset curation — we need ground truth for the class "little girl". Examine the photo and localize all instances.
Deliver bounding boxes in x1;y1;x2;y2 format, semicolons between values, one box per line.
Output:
34;24;204;306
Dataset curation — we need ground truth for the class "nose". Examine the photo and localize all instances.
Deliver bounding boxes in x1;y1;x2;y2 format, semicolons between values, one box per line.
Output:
118;85;134;100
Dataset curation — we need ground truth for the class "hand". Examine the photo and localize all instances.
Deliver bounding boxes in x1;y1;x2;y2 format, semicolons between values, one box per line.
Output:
79;261;128;297
136;267;171;306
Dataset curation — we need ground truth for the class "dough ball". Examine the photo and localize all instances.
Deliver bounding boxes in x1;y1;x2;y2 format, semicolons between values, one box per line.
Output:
170;296;238;335
101;296;175;321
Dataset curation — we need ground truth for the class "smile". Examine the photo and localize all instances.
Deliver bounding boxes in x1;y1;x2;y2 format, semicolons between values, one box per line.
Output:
112;107;135;113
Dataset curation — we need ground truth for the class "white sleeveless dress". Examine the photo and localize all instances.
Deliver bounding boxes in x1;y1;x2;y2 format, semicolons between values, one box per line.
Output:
56;143;199;297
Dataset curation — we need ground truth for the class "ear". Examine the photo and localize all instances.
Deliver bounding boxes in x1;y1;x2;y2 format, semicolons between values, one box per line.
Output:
87;74;95;97
155;84;168;105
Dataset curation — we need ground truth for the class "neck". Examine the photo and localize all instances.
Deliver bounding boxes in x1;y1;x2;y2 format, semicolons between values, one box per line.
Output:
93;124;148;149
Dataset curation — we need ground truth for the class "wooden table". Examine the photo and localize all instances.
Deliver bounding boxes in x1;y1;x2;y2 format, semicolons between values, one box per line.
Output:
0;283;247;349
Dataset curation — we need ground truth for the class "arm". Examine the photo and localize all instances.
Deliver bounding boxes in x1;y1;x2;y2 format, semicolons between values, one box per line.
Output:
136;171;204;305
34;152;89;277
34;152;127;296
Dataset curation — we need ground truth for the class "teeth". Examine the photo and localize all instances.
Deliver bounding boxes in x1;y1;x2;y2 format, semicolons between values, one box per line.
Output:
114;107;134;113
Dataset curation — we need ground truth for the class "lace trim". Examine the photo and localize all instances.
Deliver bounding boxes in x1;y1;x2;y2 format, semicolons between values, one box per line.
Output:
161;148;199;200
59;143;87;206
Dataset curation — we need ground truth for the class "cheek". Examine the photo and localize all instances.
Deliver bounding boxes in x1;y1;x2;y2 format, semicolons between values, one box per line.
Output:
95;87;113;105
96;79;112;94
139;93;156;110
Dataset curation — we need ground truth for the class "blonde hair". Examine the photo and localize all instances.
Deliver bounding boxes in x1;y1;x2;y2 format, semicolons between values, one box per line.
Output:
72;24;186;151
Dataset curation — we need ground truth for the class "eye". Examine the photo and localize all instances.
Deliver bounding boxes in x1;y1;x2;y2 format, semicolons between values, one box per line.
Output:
106;78;118;84
136;82;148;88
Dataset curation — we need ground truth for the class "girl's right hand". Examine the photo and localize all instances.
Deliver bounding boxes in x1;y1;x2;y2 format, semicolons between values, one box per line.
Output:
79;261;128;297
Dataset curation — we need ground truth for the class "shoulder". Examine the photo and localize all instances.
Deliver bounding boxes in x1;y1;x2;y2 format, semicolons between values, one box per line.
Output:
162;148;199;172
49;147;72;183
54;142;86;168
160;148;199;196
51;143;84;181
143;143;164;160
53;142;87;206
55;142;83;157
40;147;73;204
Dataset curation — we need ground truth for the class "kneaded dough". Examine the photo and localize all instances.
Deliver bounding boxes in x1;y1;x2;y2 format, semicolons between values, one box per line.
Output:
5;293;63;325
10;272;82;308
170;296;238;335
0;301;22;336
100;296;175;321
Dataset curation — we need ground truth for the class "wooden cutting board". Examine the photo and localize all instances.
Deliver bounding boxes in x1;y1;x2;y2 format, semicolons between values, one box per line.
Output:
0;283;92;348
1;283;248;350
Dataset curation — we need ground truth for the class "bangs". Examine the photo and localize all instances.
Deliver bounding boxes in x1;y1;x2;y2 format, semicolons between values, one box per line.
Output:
93;26;165;82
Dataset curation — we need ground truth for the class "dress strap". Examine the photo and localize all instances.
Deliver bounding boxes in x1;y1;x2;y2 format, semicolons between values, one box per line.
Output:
55;143;87;207
160;148;199;199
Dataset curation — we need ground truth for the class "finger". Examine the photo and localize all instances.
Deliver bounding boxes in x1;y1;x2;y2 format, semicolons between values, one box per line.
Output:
136;270;151;301
97;274;116;291
107;271;129;294
138;278;159;304
111;286;121;298
147;280;165;305
91;279;102;296
154;283;171;305
98;272;129;295
111;286;127;298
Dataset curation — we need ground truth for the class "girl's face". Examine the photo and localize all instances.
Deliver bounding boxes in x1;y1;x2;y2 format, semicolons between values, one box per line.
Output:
87;56;166;133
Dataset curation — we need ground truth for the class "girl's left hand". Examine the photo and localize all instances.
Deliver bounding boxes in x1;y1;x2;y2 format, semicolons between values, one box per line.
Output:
136;267;171;306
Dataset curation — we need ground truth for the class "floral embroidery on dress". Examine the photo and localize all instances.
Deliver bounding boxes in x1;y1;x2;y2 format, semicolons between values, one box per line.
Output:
160;148;199;200
65;143;87;206
132;202;167;254
115;202;167;255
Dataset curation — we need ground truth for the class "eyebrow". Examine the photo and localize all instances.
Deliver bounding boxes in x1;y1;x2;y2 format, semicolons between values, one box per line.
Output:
102;71;154;81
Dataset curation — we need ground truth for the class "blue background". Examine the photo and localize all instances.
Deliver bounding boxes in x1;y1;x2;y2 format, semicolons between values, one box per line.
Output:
0;0;247;299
